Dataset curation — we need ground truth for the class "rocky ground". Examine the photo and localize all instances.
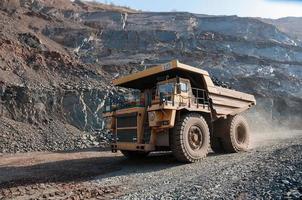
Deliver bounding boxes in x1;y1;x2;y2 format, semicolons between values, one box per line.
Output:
0;131;301;200
0;117;110;153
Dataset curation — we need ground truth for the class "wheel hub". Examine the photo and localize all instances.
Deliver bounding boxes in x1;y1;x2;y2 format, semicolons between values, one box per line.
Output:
188;125;203;150
235;124;246;144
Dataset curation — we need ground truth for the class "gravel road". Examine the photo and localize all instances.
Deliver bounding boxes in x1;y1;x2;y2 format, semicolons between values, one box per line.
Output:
0;131;301;200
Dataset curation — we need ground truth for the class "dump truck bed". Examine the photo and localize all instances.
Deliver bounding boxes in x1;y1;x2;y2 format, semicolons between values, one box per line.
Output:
208;86;255;117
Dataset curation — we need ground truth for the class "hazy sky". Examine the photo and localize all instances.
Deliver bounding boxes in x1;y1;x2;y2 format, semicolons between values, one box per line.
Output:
96;0;302;19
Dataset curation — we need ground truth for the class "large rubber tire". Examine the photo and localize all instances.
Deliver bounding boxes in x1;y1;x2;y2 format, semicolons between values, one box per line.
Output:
220;115;250;153
171;113;210;163
120;150;149;159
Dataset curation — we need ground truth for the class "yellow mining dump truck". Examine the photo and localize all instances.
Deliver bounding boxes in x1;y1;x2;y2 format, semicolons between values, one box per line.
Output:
103;60;256;162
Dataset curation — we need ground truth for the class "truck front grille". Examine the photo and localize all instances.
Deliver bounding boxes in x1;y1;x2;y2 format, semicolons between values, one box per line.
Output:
116;129;137;142
116;113;137;128
116;112;137;142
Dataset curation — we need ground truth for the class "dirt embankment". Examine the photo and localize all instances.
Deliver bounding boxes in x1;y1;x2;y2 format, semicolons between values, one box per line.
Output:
0;0;114;153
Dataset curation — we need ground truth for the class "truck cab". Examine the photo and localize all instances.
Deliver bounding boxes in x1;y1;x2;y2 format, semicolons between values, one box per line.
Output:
104;60;256;163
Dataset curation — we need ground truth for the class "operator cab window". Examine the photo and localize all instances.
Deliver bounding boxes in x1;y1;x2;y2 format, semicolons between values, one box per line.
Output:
180;82;188;92
158;82;174;95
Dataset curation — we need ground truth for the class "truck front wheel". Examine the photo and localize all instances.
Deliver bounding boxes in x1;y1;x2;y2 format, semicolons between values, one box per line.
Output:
171;113;210;163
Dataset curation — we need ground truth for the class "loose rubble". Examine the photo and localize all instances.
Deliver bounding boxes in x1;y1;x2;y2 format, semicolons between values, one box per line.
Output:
0;117;109;153
119;135;302;200
0;182;121;200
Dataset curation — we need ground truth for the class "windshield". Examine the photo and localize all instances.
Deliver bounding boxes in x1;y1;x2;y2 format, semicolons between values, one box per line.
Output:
104;89;144;112
158;82;174;95
124;91;140;103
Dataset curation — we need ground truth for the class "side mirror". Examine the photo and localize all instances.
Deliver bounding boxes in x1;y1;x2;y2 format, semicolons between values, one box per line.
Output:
176;83;181;94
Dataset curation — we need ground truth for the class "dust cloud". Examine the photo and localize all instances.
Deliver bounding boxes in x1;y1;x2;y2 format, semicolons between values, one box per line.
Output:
246;111;302;148
250;130;302;148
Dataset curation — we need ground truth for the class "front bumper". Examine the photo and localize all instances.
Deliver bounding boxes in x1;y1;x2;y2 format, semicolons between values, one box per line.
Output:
111;142;155;153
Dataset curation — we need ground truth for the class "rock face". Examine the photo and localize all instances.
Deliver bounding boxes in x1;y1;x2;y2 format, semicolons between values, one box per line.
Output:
0;0;301;152
260;17;302;41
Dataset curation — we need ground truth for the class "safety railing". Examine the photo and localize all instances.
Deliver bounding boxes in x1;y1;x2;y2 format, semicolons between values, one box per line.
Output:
104;88;210;112
191;87;210;109
159;88;210;109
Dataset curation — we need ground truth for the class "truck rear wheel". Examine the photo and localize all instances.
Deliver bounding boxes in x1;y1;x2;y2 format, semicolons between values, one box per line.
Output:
121;150;149;159
221;115;250;153
171;113;210;163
